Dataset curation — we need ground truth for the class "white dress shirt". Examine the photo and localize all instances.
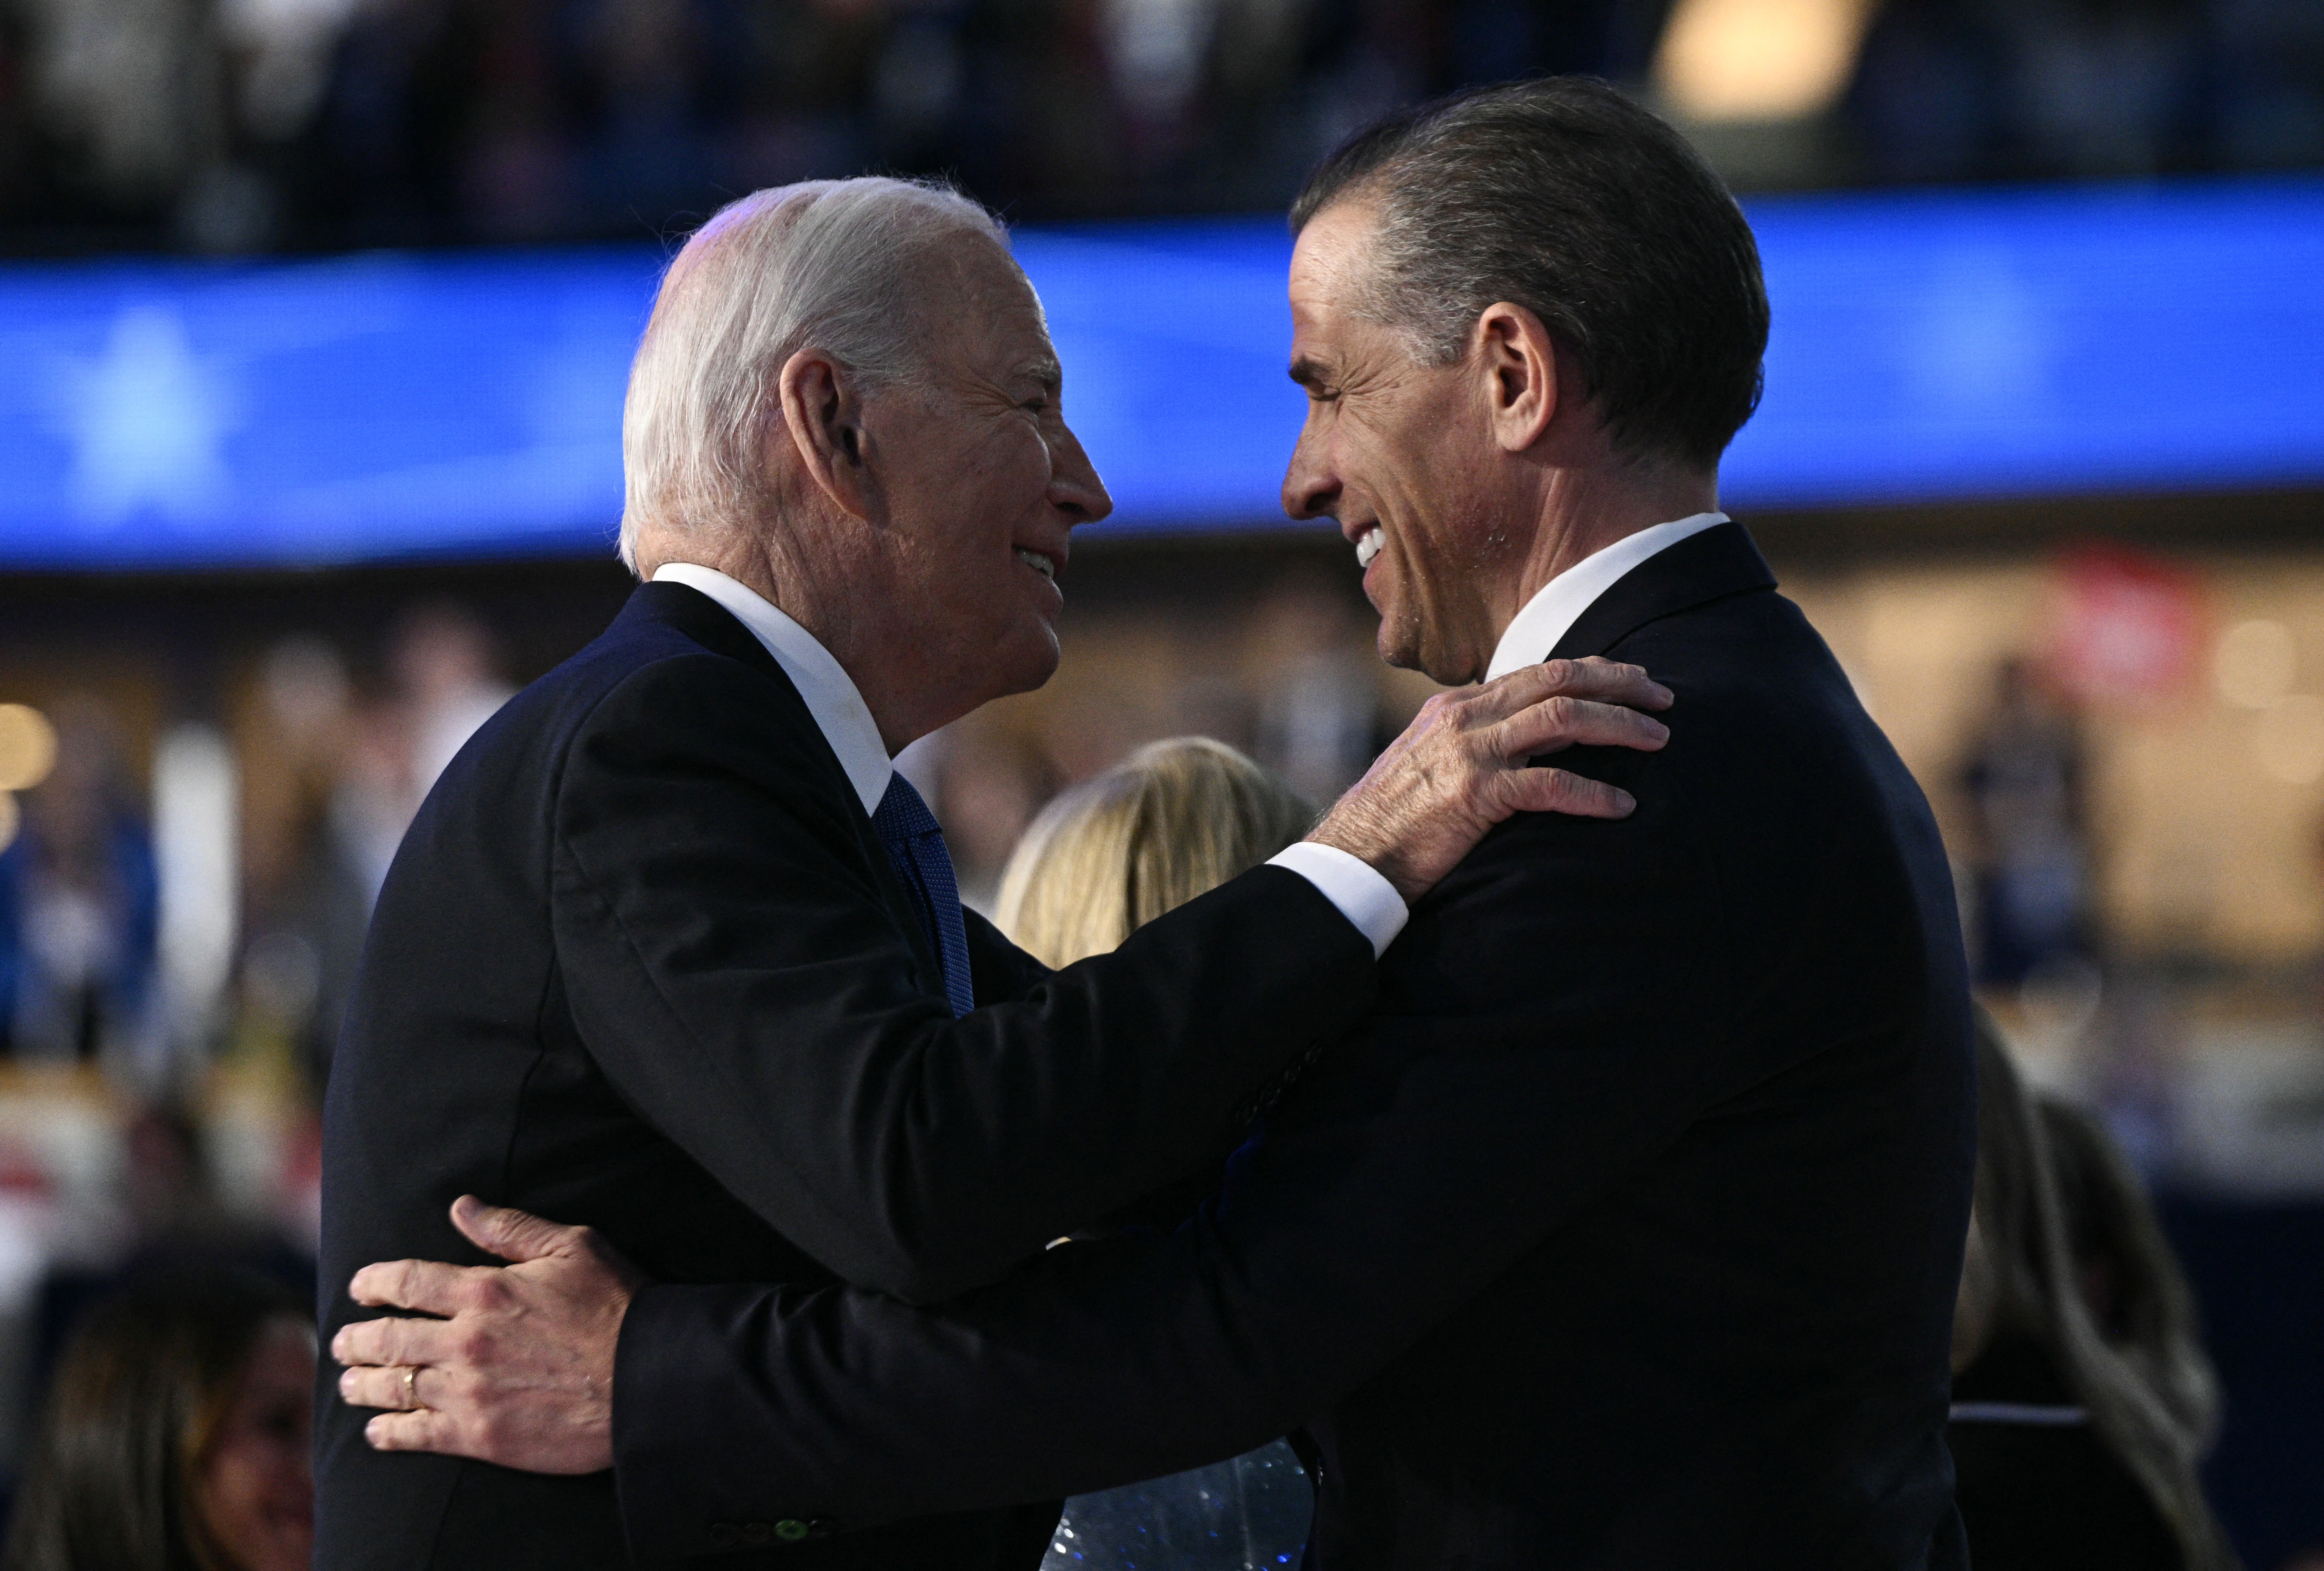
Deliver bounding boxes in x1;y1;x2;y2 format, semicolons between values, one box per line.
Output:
652;562;1409;956
1483;512;1729;682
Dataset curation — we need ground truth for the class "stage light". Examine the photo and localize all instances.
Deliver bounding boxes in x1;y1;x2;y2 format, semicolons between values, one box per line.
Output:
2215;620;2298;709
2256;694;2324;785
1655;0;1878;122
0;704;58;793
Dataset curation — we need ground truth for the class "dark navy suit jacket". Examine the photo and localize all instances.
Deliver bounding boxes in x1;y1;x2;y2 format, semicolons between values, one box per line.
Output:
610;524;1979;1570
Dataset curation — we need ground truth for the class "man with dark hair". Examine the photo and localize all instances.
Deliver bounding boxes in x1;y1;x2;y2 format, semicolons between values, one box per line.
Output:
335;80;1976;1568
1287;76;1769;476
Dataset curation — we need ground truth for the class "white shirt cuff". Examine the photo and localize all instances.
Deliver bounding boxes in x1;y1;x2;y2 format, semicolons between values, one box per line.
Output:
1265;842;1409;958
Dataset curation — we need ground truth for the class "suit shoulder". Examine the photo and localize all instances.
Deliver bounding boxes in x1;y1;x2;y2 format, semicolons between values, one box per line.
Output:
1608;590;1874;778
538;628;856;836
483;615;800;762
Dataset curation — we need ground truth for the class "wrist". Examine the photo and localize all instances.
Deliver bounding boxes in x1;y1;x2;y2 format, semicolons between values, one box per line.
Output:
1305;809;1419;903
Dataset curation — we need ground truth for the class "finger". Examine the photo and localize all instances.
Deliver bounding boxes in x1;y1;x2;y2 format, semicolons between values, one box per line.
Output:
1497;766;1637;821
332;1313;455;1371
338;1362;432;1412
366;1408;472;1459
1478;658;1673;719
1496;696;1670;759
349;1257;490;1316
451;1194;580;1266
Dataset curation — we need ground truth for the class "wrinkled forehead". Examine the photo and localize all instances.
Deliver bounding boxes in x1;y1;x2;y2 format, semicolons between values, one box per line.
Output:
1288;199;1383;327
924;235;1058;380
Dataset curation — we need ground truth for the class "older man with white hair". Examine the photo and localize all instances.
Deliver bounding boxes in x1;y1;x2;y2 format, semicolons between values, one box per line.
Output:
314;174;1671;1570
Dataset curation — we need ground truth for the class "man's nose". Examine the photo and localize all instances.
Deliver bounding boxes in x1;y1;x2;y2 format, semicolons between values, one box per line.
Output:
1281;433;1337;521
1051;422;1114;526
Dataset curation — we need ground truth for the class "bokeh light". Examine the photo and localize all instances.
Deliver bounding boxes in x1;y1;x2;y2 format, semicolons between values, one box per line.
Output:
1656;0;1879;122
2256;694;2324;784
2216;619;2299;710
0;704;58;793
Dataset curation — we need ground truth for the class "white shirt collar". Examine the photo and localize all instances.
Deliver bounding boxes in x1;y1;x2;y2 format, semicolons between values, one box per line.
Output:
652;562;893;817
1482;513;1729;682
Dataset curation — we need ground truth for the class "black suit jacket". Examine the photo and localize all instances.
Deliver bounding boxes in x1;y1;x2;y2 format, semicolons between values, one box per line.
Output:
610;524;1979;1570
315;581;1378;1569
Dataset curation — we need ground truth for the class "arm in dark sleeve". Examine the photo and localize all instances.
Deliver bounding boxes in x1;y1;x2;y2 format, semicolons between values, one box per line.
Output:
551;653;1374;1306
609;754;1749;1555
962;907;1052;1007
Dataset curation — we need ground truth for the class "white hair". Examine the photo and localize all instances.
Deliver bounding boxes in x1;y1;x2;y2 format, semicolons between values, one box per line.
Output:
617;177;1012;572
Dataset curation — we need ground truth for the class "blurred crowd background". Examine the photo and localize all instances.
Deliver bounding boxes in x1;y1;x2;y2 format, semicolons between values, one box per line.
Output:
1;0;2322;253
1;0;2322;1566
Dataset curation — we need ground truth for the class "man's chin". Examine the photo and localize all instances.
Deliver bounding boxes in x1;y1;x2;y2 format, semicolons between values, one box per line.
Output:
1377;623;1482;687
999;628;1062;697
1373;614;1429;678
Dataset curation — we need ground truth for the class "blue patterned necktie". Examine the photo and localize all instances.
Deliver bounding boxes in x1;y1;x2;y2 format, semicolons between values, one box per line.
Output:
871;773;975;1018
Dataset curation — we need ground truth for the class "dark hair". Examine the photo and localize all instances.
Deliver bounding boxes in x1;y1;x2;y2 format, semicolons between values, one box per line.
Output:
2;1268;310;1571
1290;77;1770;471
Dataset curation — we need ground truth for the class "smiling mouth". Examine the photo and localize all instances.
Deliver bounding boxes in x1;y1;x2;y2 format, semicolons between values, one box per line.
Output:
1354;526;1383;569
1015;547;1057;583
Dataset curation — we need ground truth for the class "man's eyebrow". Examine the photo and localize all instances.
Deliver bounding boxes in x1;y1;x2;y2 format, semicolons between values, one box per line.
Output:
1020;356;1063;391
1288;355;1331;389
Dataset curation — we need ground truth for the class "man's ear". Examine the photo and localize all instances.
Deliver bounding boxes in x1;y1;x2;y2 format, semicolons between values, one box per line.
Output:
775;348;874;520
1474;302;1559;454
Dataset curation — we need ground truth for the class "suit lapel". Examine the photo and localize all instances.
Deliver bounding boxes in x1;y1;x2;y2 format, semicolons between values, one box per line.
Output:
1545;521;1778;663
618;583;949;991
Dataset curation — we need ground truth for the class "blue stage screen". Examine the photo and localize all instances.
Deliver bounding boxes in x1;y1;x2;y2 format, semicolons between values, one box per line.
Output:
1;178;2320;569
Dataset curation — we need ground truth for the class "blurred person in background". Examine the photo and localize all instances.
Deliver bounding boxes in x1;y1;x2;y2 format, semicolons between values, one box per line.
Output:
1961;655;2093;990
3;1266;314;1571
388;602;512;801
30;1106;318;1432
0;697;159;1068
325;604;512;911
997;735;1313;968
235;635;367;1090
995;735;1317;1566
1950;1011;2238;1571
1251;569;1385;806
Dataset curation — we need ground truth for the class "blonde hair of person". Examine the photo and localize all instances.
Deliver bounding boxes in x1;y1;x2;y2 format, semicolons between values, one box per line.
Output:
1957;1011;2240;1571
996;738;1316;969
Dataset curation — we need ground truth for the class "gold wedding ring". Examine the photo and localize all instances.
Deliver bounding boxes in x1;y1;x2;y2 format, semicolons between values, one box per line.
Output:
404;1365;420;1410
